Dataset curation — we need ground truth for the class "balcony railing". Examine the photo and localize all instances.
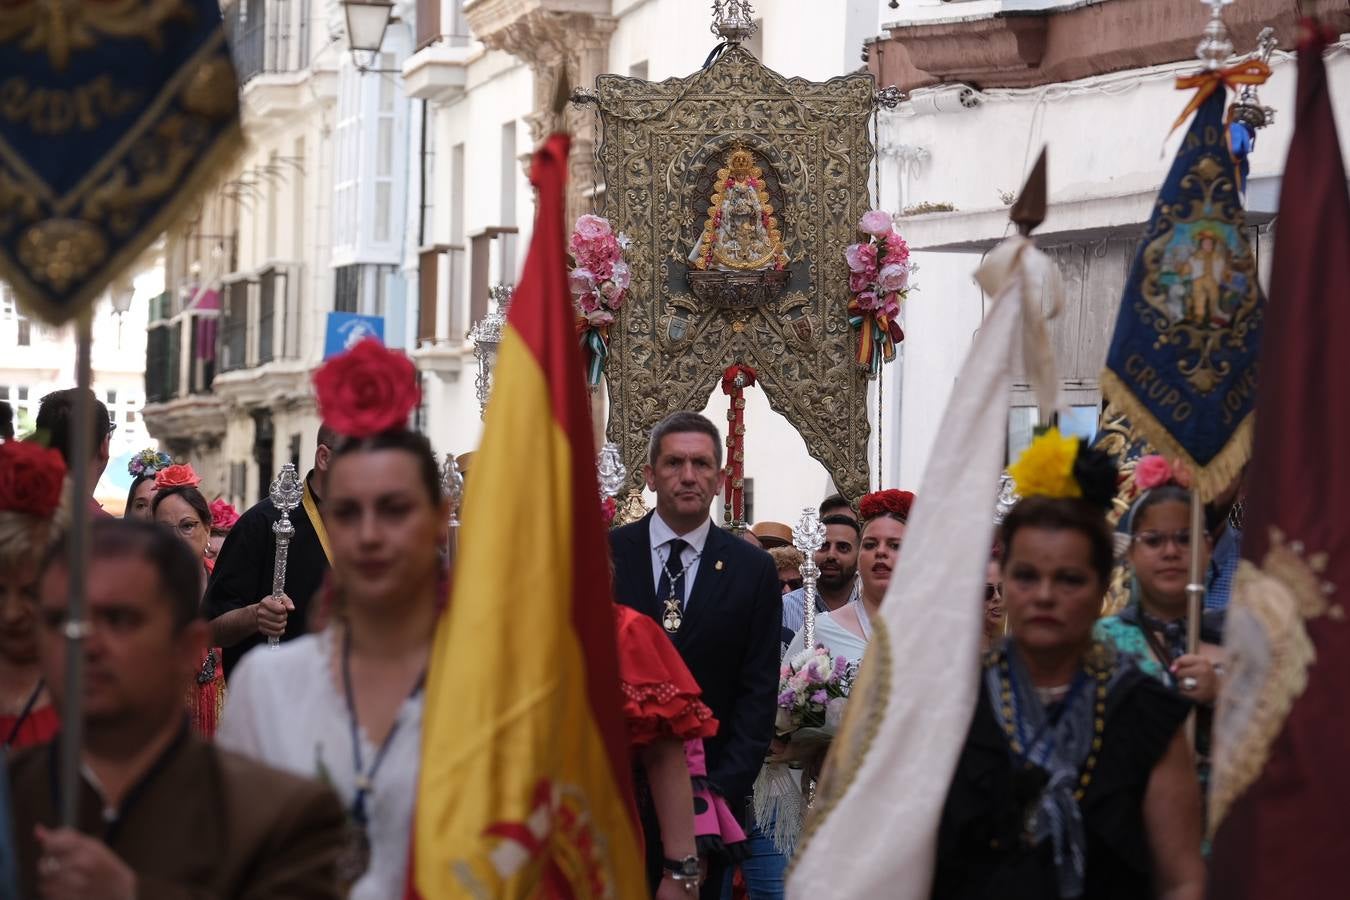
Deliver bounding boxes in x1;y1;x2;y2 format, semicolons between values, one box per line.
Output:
225;0;312;85
144;288;222;404
220;276;251;373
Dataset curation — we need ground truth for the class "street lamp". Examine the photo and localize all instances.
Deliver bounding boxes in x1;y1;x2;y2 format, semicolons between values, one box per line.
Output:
110;278;135;346
342;0;400;74
110;280;135;316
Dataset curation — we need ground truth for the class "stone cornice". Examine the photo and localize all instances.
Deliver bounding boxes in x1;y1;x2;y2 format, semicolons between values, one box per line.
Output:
464;0;616;66
211;362;313;410
869;0;1350;92
142;395;228;442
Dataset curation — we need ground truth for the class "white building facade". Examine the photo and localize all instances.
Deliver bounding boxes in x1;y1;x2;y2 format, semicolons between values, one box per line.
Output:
870;0;1350;489
144;0;419;509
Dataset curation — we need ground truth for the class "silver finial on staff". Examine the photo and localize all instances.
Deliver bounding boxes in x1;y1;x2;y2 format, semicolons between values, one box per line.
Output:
1196;0;1235;71
267;464;303;648
1231;27;1278;130
441;453;464;563
793;506;827;652
597;442;627;502
441;453;464;528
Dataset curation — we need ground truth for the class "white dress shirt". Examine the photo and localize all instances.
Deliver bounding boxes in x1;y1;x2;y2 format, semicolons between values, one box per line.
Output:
649;511;712;609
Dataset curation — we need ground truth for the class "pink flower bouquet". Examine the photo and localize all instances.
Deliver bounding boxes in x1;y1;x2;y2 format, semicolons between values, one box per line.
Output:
569;215;630;387
845;210;915;376
775;645;856;746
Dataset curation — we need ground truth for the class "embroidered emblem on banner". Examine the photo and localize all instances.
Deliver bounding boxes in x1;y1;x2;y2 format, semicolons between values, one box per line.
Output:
0;0;241;324
1101;89;1264;500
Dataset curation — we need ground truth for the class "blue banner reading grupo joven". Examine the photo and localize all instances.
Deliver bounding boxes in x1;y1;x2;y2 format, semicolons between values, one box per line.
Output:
0;1;241;324
1101;88;1265;500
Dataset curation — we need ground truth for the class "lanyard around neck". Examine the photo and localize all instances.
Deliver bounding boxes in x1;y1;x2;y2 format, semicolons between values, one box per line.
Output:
341;629;425;826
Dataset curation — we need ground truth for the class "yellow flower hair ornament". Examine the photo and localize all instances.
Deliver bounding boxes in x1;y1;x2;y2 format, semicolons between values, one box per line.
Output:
1008;427;1083;499
1007;426;1119;510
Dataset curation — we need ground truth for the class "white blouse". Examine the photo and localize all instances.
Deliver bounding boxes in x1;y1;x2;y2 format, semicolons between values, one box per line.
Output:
217;632;423;900
784;606;869;665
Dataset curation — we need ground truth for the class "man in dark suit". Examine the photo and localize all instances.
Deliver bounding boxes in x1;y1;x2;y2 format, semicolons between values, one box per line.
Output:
609;411;781;899
204;424;335;676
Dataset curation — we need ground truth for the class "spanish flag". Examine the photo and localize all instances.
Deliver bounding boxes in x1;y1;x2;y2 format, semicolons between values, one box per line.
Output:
407;134;645;898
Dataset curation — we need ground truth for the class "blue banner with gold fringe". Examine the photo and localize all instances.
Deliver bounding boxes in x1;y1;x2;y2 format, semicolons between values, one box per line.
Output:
0;1;241;324
1101;88;1264;501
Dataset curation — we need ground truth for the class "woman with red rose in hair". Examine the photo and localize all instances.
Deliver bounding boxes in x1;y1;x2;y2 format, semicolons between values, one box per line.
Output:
783;489;914;667
151;463;227;737
207;497;240;562
218;340;440;899
0;441;68;750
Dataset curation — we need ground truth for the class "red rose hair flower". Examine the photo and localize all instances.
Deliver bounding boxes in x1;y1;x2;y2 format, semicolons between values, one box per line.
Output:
860;489;915;524
155;464;201;489
0;441;66;518
209;498;240;531
1132;455;1174;491
312;339;421;438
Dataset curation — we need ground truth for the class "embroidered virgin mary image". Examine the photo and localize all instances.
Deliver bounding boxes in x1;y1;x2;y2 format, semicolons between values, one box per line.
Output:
689;148;789;272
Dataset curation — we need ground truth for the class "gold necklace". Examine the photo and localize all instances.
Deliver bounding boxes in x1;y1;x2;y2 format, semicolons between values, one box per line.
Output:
997;643;1110;802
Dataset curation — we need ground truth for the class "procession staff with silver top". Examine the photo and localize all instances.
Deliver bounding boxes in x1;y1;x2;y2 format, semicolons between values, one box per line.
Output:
266;464;303;648
609;411;781;899
783;490;913;666
781;512;862;637
204;425;338;676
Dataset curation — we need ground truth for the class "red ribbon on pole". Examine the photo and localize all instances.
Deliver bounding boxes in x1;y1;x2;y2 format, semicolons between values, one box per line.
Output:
721;363;757;528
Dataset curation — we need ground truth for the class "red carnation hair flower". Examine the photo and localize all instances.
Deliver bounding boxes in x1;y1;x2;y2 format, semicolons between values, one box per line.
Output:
155;464;201;490
859;488;915;524
0;440;66;518
312;339;421;439
209;497;240;531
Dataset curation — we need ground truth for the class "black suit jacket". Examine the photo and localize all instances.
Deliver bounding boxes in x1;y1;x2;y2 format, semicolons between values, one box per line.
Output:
610;513;781;807
203;473;330;677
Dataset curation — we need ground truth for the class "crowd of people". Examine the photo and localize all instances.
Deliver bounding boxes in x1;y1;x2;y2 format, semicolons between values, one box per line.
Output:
0;345;1246;899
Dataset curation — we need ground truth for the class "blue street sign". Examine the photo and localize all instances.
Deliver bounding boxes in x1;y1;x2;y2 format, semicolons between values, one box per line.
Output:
324;313;385;359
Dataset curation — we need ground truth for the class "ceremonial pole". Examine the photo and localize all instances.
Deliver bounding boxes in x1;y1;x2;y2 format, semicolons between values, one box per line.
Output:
597;441;627;516
1183;0;1229;657
267;464;302;648
60;312;93;828
792;506;826;651
1186;492;1205;655
441;453;464;564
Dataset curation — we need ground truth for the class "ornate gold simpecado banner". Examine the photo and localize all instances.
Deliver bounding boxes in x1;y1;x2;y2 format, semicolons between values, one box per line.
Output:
581;46;876;501
0;0;242;324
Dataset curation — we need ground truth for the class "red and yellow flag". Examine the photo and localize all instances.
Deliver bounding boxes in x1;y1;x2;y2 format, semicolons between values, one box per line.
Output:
407;134;645;899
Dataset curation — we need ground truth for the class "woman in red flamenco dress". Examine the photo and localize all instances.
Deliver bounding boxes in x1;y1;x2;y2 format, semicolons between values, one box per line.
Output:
616;602;746;899
151;466;226;737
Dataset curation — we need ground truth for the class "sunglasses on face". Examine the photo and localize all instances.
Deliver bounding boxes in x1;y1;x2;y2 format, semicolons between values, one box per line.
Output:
1133;529;1194;550
781;578;804;592
984;583;1003;602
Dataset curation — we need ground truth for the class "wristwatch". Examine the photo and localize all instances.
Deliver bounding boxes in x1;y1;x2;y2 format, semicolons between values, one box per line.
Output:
663;855;700;881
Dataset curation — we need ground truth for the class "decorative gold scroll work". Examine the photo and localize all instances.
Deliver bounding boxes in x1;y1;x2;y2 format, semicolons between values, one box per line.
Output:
1208;527;1343;834
589;46;875;501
